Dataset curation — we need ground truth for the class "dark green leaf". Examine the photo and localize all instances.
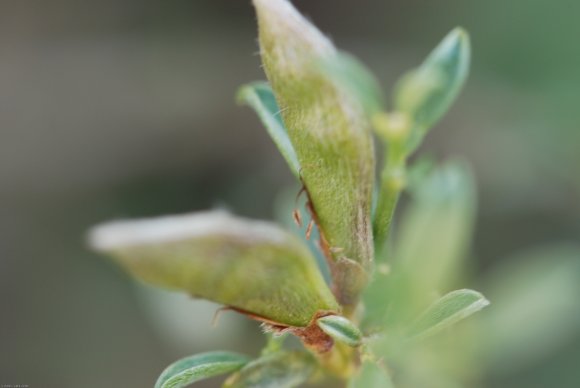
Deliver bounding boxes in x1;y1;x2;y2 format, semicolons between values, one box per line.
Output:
237;82;300;178
155;351;250;388
316;315;363;347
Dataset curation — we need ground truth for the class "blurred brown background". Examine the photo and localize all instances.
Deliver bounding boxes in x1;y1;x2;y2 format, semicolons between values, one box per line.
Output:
1;1;579;387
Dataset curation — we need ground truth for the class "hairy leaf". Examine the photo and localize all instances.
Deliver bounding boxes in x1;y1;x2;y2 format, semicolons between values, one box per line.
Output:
89;210;339;327
253;0;375;304
238;82;300;178
155;351;250;388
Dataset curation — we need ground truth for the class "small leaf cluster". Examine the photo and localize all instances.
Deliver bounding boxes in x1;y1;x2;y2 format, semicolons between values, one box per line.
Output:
89;0;490;386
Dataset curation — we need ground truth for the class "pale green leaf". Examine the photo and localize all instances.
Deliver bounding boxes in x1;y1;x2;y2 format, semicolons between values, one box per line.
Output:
316;315;363;347
317;51;385;117
348;360;394;388
480;245;580;373
363;162;476;329
253;0;375;306
89;210;339;327
155;351;250;388
408;289;490;340
395;28;471;153
224;351;316;388
396;161;476;291
237;82;300;178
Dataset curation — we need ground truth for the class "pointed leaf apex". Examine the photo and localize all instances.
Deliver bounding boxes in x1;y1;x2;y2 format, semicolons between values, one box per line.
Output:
316;315;363;347
409;289;490;341
433;27;471;69
395;27;471;153
253;0;334;62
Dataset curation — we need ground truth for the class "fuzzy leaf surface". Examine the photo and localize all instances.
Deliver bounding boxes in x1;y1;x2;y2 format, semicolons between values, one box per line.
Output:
89;211;339;327
253;0;375;305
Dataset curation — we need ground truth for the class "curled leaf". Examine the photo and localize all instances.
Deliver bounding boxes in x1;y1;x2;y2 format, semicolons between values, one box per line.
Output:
253;0;375;306
408;289;490;340
89;210;339;327
316;315;363;347
224;351;316;388
237;82;300;178
395;28;471;152
154;351;250;388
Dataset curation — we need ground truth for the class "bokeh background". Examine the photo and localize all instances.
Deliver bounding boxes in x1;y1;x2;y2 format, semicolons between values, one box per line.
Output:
1;1;579;387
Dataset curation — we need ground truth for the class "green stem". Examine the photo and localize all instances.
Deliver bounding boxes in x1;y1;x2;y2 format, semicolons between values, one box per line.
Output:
261;333;287;356
373;140;407;260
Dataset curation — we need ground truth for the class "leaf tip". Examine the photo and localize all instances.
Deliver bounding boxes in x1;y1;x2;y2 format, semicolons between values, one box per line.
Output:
440;26;471;68
316;315;363;347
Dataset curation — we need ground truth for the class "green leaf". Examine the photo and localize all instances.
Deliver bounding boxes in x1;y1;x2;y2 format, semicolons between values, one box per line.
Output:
396;161;476;291
237;82;300;178
316;315;363;347
348;360;394;388
89;210;339;327
480;245;580;373
408;289;490;340
363;162;476;329
394;28;471;153
273;186;332;284
405;155;436;194
224;351;316;388
155;351;250;388
317;51;385;117
253;0;375;306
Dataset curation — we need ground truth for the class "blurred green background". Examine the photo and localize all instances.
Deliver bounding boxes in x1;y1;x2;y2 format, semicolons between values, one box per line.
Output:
1;1;578;387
